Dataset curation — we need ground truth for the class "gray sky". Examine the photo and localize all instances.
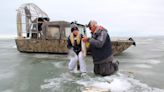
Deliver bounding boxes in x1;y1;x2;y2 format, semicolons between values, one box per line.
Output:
0;0;164;38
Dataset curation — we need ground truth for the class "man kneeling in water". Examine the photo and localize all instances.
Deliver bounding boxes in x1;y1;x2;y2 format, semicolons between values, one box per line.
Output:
67;24;87;76
83;20;119;76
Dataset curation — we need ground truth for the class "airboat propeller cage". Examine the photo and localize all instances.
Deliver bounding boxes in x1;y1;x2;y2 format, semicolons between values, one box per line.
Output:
16;3;49;38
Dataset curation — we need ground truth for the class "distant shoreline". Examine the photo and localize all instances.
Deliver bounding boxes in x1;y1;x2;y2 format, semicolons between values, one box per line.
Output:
0;35;16;40
0;34;163;40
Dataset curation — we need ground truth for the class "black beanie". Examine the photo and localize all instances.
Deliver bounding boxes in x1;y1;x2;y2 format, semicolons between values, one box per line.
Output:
71;24;79;32
71;27;78;32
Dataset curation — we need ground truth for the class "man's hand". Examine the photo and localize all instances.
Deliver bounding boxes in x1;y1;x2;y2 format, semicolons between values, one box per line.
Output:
82;36;88;43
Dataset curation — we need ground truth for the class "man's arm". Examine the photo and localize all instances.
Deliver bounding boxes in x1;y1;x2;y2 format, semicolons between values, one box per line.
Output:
89;30;107;48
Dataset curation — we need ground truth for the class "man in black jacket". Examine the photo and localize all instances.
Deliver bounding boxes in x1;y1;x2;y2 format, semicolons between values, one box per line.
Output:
82;20;119;76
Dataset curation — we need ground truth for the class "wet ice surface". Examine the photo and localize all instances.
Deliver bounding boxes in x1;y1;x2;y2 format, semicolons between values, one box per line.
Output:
41;72;164;92
0;37;164;92
40;37;164;92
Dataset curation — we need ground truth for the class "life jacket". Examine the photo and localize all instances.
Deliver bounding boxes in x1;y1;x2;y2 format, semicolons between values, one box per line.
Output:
70;33;81;46
69;33;82;55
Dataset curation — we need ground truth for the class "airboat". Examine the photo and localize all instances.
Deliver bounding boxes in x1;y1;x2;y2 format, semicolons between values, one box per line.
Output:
15;3;136;55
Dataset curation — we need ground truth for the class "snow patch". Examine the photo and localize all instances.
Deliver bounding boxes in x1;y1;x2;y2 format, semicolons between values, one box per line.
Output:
134;64;152;69
41;72;164;92
2;89;13;92
52;62;65;68
41;73;74;90
77;73;164;92
146;59;160;64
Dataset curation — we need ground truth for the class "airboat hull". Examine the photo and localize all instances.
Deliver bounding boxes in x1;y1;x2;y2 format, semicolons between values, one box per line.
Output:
15;38;135;55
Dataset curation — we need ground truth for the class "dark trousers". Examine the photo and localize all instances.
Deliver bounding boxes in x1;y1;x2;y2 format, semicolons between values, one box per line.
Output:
94;61;119;76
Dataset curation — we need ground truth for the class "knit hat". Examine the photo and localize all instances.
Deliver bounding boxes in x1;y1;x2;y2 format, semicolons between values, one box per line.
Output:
71;24;79;32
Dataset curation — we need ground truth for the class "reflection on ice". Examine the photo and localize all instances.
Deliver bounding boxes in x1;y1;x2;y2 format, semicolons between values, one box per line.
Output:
12;45;16;48
129;59;161;66
33;54;50;59
0;71;15;80
32;54;68;60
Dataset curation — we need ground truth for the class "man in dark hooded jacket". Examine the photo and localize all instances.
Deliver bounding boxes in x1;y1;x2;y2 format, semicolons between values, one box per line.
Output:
82;20;119;76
